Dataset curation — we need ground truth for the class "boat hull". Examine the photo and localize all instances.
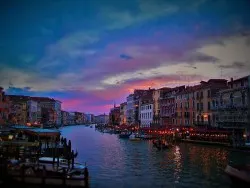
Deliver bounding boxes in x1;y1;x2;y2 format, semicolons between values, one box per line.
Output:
119;134;130;138
225;164;250;185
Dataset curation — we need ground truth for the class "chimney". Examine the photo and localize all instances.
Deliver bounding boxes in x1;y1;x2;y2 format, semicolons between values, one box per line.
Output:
230;78;233;88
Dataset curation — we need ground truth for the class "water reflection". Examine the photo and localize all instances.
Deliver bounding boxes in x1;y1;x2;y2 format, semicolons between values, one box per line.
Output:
170;146;180;184
61;126;250;188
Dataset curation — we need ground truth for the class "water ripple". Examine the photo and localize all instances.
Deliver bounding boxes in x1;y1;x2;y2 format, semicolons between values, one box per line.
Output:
61;126;250;188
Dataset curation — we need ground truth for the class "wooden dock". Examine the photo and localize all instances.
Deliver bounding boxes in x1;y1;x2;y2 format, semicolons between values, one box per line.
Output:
0;163;89;188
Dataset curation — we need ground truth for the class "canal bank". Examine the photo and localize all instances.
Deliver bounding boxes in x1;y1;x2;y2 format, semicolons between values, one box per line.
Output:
60;125;250;188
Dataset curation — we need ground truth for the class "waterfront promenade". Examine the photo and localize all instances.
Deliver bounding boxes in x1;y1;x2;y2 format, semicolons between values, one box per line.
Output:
61;125;250;188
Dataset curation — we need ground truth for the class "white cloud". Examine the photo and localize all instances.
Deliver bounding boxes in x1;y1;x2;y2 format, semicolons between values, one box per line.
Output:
102;35;250;86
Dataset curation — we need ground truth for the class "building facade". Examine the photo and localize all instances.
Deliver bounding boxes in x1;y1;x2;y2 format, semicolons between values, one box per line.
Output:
194;79;228;127
109;104;120;126
85;114;94;123
140;102;153;128
94;114;109;124
27;100;38;124
120;102;127;125
161;86;185;127
0;87;10;126
213;76;250;142
75;112;85;124
8;95;30;125
126;94;134;125
61;111;69;125
152;87;171;127
31;97;62;125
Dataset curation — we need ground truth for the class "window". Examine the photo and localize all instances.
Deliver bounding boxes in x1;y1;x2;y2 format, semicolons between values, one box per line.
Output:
176;103;178;108
193;100;195;108
241;80;244;87
200;103;203;111
180;103;182;108
200;91;203;98
208;102;211;110
242;92;246;105
207;90;211;98
230;93;234;105
197;103;199;110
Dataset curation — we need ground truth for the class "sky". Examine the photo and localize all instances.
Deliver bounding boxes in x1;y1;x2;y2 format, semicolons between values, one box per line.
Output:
0;0;250;115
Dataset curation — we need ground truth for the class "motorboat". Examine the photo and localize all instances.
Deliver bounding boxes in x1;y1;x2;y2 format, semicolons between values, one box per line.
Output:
225;164;250;185
129;133;141;141
119;132;131;138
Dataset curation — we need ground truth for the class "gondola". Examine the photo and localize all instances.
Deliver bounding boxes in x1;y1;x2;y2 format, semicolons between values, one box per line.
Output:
152;140;171;150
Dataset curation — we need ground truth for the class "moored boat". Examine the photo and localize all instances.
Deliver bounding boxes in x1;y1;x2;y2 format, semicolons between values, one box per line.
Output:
225;164;250;185
38;157;85;170
119;132;131;138
129;133;141;141
152;139;171;150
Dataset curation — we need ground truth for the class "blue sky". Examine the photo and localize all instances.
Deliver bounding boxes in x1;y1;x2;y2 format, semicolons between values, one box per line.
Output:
0;0;250;114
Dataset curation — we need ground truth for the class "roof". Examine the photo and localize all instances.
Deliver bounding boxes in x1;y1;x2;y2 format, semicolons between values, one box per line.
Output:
228;75;250;84
7;95;31;101
30;96;56;102
10;125;60;135
11;125;35;129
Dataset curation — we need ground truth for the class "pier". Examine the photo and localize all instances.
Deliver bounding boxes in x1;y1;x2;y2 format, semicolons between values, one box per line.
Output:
0;125;89;188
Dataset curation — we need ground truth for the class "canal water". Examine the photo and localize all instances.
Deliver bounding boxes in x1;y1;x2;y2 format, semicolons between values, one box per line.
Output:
61;125;250;188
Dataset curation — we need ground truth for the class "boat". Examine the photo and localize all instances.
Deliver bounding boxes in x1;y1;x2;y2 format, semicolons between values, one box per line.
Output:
129;133;141;141
152;140;171;150
225;164;250;185
140;133;152;140
38;157;85;170
119;132;131;138
0;158;88;187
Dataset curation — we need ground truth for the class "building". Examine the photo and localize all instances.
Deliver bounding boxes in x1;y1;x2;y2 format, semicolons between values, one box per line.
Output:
126;94;134;125
68;112;76;125
75;112;85;124
61;110;69;125
27;100;38;124
212;76;250;142
109;104;120;126
161;86;185;128
85;114;94;123
193;79;228;127
139;94;153;128
0;87;10;126
31;97;62;125
152;87;171;127
7;95;30;125
41;107;56;125
94;114;109;124
120;102;127;125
